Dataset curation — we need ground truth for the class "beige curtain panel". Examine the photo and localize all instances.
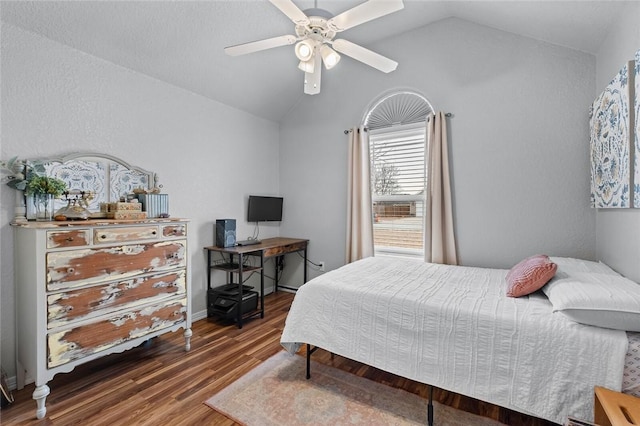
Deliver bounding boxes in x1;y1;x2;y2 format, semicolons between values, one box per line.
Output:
425;112;458;265
346;127;374;263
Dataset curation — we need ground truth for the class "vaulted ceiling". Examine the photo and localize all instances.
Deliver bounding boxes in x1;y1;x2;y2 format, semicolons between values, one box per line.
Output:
1;1;628;122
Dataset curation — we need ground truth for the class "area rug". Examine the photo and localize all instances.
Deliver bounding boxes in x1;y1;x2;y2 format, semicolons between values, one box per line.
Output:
205;351;505;426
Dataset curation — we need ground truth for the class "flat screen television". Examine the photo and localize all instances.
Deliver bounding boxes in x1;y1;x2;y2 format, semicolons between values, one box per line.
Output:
247;195;283;222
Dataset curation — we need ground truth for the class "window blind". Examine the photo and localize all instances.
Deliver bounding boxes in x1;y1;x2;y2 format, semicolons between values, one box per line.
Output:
369;124;426;256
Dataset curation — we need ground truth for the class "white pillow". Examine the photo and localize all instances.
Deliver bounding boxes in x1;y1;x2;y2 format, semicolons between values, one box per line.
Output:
543;269;640;332
549;256;620;276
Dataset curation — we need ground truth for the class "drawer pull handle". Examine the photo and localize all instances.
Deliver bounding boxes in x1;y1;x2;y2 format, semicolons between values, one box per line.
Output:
100;234;107;239
66;237;74;242
67;268;75;274
152;231;157;235
66;306;73;312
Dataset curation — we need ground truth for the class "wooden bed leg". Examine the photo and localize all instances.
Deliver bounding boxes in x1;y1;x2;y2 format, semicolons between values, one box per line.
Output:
427;385;434;426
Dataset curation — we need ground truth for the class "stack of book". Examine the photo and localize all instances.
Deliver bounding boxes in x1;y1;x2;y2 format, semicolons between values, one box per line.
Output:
100;201;147;220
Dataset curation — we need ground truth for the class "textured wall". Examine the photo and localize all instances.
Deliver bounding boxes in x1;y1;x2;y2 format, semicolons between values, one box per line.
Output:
279;18;596;274
0;23;280;378
594;2;640;282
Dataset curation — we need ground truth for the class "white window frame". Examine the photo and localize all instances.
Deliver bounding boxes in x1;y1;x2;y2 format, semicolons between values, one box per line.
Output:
370;122;427;258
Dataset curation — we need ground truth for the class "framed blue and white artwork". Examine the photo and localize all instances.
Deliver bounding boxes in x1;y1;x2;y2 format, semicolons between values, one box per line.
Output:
590;60;635;208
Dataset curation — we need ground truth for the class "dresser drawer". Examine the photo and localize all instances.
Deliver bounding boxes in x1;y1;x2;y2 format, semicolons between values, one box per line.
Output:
94;226;159;244
162;224;186;238
47;229;90;249
263;241;307;257
47;240;187;291
47;269;186;328
47;298;187;368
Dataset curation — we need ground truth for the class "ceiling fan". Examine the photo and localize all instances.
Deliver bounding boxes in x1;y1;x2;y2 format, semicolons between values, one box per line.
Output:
224;0;404;95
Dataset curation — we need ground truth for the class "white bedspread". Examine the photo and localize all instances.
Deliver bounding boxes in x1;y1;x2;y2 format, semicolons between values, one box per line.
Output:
280;257;629;424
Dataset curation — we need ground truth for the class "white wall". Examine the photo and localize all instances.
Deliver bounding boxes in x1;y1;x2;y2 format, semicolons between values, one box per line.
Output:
279;18;596;275
1;10;631;385
594;2;640;282
0;24;280;378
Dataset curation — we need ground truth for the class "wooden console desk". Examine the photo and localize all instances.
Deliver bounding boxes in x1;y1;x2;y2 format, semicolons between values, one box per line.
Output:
204;237;308;327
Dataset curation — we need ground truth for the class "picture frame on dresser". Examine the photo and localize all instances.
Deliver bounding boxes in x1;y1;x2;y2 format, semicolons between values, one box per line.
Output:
10;152;191;420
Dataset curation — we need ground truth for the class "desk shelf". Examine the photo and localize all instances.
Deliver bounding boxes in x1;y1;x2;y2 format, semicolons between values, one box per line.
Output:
211;261;262;273
207;257;264;328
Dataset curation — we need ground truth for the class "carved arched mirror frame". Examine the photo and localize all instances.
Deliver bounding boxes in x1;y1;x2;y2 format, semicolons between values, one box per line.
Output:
20;152;158;220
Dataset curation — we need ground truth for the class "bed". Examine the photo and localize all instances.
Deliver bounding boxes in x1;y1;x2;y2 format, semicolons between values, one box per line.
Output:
280;256;640;424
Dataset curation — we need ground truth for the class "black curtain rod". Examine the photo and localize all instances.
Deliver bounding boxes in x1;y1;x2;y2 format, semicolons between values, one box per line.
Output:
343;113;453;134
426;112;453;120
344;128;368;134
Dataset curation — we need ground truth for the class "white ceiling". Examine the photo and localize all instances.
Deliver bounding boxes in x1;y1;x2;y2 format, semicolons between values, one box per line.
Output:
1;1;628;122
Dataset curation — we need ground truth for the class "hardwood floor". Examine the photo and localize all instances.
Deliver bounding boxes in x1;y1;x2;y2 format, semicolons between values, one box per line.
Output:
1;291;555;425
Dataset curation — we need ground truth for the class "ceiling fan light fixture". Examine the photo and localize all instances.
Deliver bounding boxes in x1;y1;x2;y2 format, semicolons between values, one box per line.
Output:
320;44;340;70
298;58;315;73
295;40;315;61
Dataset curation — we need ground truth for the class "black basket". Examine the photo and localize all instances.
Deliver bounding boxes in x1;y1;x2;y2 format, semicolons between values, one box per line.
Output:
0;367;14;408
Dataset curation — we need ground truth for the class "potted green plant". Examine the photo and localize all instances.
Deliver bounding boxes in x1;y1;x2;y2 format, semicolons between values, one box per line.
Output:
29;177;68;221
26;176;67;221
1;157;69;221
25;175;67;197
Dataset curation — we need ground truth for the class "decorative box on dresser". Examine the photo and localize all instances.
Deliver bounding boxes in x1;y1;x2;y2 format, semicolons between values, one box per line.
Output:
12;218;192;419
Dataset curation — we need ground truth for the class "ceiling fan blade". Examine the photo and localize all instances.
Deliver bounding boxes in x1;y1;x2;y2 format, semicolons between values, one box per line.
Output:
332;39;398;73
224;35;297;56
269;0;310;26
327;0;404;32
304;53;322;95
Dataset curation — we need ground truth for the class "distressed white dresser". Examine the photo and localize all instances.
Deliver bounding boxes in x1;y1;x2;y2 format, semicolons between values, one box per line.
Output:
12;218;191;419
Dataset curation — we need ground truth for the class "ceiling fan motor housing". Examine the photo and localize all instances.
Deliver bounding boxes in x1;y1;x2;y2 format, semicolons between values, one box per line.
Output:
296;9;336;42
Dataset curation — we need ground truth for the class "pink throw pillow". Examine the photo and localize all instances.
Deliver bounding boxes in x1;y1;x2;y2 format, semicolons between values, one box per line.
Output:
506;255;557;297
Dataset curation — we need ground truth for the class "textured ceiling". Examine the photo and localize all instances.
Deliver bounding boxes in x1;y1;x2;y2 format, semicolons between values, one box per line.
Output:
1;1;629;122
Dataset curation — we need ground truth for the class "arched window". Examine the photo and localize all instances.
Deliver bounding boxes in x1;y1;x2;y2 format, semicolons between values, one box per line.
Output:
364;89;433;257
